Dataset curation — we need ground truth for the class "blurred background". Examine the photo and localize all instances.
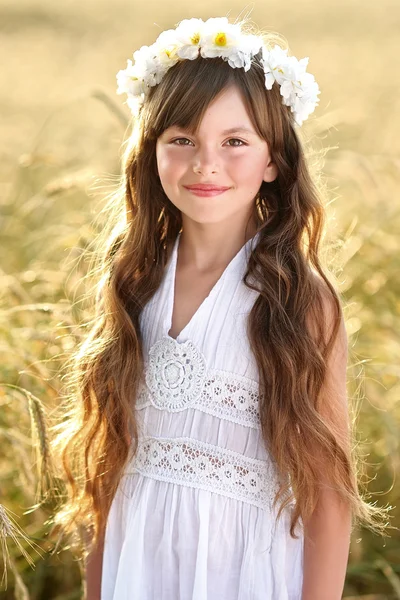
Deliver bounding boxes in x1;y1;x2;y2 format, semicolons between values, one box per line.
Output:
0;0;399;598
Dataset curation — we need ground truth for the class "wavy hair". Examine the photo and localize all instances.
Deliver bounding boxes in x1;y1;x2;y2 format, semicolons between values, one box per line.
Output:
49;25;390;559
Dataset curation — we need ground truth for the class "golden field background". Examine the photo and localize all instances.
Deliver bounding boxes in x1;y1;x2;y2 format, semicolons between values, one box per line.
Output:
0;0;399;597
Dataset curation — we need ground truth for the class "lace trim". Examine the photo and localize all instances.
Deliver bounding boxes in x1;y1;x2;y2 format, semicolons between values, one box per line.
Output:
146;337;207;407
137;336;262;429
126;436;279;510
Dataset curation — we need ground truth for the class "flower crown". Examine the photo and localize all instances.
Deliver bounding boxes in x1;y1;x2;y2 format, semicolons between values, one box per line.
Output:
116;17;320;127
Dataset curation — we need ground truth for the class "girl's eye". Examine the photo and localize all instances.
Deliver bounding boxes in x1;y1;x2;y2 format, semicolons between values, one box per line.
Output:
170;138;246;147
172;138;193;146
226;138;246;147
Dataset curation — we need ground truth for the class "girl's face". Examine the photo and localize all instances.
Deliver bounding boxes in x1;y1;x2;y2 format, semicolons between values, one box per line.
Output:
155;85;278;228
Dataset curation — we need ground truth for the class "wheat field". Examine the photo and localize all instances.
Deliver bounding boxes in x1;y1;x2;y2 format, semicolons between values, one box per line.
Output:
0;0;399;598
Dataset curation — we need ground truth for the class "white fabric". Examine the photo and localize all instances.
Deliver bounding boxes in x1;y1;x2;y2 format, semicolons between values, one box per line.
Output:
101;231;304;599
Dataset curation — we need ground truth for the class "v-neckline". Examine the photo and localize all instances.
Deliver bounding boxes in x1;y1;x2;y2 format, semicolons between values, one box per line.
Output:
164;230;260;344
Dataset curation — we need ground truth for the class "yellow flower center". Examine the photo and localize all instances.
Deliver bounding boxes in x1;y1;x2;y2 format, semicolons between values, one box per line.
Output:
214;32;227;47
191;33;200;45
164;46;178;59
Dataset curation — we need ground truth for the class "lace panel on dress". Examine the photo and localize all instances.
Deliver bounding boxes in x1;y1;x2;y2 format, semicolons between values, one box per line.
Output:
124;436;279;511
136;336;262;430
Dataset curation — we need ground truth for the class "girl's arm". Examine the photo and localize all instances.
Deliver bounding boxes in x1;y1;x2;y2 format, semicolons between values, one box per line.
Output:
302;289;352;600
84;529;106;600
302;487;352;599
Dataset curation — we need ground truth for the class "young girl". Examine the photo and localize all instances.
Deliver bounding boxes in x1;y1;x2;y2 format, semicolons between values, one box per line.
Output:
50;15;388;600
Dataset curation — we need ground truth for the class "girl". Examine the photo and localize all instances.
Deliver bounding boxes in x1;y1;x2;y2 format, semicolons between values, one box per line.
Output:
50;16;388;600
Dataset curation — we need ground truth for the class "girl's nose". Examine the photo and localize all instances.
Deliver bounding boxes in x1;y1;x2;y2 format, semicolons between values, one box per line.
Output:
192;147;219;175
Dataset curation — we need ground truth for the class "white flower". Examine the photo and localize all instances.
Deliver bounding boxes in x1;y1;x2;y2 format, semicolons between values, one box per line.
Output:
128;44;163;89
291;75;320;125
226;50;250;70
200;17;244;60
154;29;181;70
239;33;263;59
116;59;147;97
279;56;309;104
174;18;205;60
279;57;320;125
133;45;159;77
260;45;320;126
227;34;262;72
115;18;321;126
261;44;291;89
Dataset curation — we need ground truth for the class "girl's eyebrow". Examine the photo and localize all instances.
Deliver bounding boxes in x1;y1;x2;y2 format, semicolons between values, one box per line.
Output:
220;126;257;136
166;125;257;136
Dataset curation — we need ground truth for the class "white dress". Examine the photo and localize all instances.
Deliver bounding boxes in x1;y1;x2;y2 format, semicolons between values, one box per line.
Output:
101;231;304;600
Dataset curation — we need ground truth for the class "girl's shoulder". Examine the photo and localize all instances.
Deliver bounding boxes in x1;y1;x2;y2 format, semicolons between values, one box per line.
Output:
306;268;346;347
308;266;335;303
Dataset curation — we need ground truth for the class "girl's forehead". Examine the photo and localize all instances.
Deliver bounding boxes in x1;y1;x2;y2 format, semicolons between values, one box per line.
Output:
160;86;257;132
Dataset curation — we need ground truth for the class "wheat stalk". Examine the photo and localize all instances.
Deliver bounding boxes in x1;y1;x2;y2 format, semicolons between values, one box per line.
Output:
1;384;57;502
0;504;42;591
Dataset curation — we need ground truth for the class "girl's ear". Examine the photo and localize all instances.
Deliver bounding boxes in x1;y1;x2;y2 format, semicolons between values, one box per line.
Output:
263;157;278;183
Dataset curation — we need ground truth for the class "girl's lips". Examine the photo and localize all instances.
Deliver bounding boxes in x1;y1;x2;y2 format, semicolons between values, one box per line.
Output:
185;187;230;197
184;184;230;191
184;184;231;197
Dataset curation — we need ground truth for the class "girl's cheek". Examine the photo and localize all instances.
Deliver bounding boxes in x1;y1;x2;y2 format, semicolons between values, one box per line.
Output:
159;151;180;172
228;151;254;165
229;152;247;162
163;149;188;166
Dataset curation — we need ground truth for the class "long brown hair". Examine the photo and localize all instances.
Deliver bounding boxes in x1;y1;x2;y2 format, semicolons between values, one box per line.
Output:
48;25;390;558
